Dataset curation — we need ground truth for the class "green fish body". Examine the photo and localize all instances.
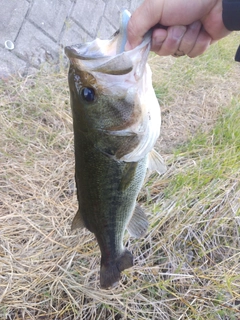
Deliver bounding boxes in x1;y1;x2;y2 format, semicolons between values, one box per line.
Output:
65;10;166;288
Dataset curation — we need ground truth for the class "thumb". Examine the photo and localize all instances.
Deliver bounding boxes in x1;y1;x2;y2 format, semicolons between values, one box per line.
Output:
126;0;164;50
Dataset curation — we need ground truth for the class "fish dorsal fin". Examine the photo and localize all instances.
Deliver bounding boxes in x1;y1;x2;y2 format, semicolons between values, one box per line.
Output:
148;149;167;174
127;203;149;238
71;209;85;231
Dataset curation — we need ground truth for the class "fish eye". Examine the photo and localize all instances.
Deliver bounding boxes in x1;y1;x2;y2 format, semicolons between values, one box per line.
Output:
81;87;95;102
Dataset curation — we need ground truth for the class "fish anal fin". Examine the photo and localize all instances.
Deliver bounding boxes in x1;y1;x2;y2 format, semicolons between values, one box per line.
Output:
148;149;167;174
127;203;149;239
100;249;133;289
71;209;85;231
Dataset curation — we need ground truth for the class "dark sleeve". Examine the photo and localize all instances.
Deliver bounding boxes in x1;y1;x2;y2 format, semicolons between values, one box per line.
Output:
222;0;240;61
222;0;240;30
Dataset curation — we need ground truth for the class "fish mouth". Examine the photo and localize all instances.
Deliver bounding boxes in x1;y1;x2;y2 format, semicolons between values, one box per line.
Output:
65;44;134;75
64;10;152;77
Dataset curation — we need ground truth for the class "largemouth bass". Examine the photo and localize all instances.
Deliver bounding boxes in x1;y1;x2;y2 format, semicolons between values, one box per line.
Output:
65;10;166;289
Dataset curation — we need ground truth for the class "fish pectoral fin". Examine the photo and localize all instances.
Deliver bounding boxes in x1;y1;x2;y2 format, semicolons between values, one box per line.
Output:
119;162;138;191
148;149;167;174
71;209;85;231
127;203;149;238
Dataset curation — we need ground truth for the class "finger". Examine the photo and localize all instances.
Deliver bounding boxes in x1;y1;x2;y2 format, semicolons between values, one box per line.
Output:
126;0;164;50
152;25;187;56
150;28;168;52
187;28;212;58
178;21;202;54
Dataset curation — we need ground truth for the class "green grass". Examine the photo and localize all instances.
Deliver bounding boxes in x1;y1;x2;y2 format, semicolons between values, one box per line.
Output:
165;99;240;200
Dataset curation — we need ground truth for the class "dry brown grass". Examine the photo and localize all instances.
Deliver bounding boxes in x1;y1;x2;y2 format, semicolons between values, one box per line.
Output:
0;33;240;319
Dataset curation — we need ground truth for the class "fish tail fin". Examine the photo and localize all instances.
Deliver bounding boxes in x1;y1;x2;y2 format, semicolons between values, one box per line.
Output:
100;249;133;289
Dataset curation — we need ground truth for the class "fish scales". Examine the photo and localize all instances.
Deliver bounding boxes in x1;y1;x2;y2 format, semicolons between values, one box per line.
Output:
65;10;166;289
73;130;147;288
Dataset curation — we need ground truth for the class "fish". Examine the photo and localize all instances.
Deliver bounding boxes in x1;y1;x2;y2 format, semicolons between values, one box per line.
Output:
65;10;166;289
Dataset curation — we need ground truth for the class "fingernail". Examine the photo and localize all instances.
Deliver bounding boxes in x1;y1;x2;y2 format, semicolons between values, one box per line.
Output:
172;26;186;40
152;32;166;46
152;28;168;51
152;38;163;50
125;40;132;51
189;20;201;30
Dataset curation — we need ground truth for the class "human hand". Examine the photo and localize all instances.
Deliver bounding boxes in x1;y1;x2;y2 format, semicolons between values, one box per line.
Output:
126;0;231;57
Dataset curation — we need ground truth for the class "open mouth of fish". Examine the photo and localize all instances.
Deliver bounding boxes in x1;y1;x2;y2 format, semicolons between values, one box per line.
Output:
65;10;151;77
